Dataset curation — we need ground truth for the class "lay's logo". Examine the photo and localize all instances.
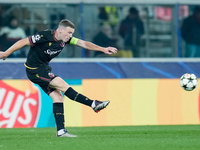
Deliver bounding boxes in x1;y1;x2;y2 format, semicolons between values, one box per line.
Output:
0;80;41;128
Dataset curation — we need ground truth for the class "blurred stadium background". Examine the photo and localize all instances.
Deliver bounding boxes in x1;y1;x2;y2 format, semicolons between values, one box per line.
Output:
1;0;200;129
1;0;200;58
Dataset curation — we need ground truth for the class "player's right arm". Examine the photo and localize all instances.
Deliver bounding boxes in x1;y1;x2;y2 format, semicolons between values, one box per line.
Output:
0;37;30;60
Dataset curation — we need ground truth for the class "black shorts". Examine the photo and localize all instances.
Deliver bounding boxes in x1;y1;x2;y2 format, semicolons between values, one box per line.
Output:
26;64;57;95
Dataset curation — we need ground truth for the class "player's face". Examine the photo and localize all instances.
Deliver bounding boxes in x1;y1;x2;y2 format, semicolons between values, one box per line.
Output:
60;27;75;42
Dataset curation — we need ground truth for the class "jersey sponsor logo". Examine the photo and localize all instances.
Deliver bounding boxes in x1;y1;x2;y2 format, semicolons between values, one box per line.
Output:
31;34;41;43
44;49;62;56
0;80;41;128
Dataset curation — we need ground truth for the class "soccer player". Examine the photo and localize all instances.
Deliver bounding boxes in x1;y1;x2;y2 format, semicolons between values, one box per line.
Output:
0;19;118;137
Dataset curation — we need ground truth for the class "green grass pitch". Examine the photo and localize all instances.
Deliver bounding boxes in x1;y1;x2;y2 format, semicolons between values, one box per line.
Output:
1;125;200;150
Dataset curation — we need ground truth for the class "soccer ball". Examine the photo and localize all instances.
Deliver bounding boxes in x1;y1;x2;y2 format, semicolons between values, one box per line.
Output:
180;73;198;91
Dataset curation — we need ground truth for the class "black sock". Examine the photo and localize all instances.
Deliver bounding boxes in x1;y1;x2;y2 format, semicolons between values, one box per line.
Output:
64;87;93;107
53;103;65;131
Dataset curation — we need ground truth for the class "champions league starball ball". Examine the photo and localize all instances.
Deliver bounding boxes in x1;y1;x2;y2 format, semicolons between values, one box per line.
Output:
180;73;198;91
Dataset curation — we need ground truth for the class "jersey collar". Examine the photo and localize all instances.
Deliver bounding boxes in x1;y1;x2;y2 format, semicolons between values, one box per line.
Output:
53;30;59;42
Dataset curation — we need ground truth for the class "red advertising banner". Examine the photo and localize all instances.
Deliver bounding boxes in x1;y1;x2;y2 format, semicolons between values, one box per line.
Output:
0;80;41;128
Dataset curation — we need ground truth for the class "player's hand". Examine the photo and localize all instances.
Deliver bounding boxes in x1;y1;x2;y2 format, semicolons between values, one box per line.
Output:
103;47;118;55
0;51;7;60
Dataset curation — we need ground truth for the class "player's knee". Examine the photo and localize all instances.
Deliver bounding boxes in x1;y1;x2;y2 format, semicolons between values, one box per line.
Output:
50;90;63;103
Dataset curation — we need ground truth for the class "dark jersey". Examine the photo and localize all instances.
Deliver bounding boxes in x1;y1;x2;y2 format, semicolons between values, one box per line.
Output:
26;30;71;67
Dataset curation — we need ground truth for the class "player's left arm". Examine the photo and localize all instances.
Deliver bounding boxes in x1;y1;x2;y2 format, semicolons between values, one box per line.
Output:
74;38;118;55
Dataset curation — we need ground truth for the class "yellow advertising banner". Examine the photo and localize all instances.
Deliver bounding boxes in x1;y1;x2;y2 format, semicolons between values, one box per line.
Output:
64;79;200;127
